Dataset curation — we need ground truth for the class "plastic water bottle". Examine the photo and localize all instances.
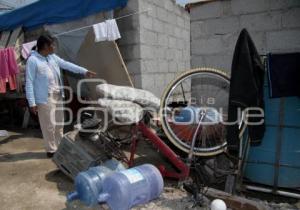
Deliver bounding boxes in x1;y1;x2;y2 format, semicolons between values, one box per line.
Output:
98;164;164;210
67;159;126;206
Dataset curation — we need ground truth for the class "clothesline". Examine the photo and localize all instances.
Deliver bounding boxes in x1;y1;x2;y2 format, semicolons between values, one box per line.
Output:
54;9;150;37
11;9;151;49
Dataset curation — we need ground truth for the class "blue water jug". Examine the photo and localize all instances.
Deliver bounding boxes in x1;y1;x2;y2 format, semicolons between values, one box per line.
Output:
67;159;125;206
98;164;164;210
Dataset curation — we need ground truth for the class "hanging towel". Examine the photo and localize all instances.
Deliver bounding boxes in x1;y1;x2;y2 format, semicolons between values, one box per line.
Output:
106;19;121;41
267;53;300;98
93;22;108;42
21;40;37;59
226;29;265;153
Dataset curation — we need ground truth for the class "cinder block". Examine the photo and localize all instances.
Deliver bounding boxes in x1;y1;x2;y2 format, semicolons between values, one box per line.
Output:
190;1;223;20
231;0;269;15
141;60;158;73
153;19;165;33
168;37;177;48
158;60;169;73
177;62;185;71
175;49;183;60
181;30;190;40
203;55;233;73
165;73;177;85
182;49;190;61
153;73;166;97
167;12;177;24
140;14;153;30
166;48;175;60
184;18;191;30
168;61;178;72
240;12;282;32
270;0;300;11
140;30;158;45
282;8;300;28
158;33;169;47
164;0;175;11
205;17;240;35
132;74;142;88
176;38;184;50
151;0;161;7
147;5;157;18
141;74;156;92
191;36;224;55
174;27;182;39
118;30;140;46
120;45;141;60
154;47;166;59
126;60;142;75
140;44;155;59
165;23;174;35
223;0;232;16
117;15;139;31
177;16;185;27
249;31;267;54
267;30;300;51
191;55;205;68
157;7;168;21
185;60;191;70
191;21;207;40
221;33;238;53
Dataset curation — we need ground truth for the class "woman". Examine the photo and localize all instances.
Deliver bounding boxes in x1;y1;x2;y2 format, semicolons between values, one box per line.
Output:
26;34;96;158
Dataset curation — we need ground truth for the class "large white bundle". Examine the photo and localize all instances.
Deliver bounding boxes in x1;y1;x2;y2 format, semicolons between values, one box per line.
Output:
96;84;160;110
97;99;144;124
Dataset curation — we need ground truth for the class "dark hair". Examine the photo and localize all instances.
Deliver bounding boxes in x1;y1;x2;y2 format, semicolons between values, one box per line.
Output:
37;34;54;51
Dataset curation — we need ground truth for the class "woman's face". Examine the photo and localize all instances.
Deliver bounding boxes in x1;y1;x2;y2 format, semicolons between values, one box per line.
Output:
44;42;55;55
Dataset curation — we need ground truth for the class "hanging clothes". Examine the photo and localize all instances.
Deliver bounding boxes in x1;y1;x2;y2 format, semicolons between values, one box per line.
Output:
93;22;108;42
106;19;121;41
226;29;265;153
92;19;121;42
267;53;300;98
0;47;19;93
21;40;37;60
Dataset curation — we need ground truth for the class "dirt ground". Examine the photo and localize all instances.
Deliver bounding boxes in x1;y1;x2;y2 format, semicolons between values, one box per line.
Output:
1;129;299;210
0;128;208;210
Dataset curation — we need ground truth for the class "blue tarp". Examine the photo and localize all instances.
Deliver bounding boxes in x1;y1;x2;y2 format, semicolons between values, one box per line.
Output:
0;0;128;31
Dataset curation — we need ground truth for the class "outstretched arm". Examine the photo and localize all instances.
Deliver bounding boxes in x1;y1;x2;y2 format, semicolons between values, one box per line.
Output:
53;54;96;77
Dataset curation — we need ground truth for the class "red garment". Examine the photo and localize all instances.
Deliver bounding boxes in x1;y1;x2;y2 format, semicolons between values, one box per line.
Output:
0;75;17;93
0;47;19;93
0;48;9;79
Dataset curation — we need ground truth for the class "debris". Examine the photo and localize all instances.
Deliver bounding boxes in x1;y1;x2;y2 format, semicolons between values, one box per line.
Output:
0;130;8;137
211;199;227;210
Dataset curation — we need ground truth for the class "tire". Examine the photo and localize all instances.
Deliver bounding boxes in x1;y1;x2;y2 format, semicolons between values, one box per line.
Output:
160;67;230;156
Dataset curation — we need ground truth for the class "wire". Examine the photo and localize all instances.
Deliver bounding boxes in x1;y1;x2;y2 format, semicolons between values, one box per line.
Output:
3;9;151;49
53;9;151;37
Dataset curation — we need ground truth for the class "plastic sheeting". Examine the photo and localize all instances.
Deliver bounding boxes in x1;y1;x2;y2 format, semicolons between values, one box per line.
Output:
0;0;127;31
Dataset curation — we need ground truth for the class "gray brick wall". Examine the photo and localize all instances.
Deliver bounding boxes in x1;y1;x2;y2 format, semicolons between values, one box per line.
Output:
190;0;300;75
117;0;190;97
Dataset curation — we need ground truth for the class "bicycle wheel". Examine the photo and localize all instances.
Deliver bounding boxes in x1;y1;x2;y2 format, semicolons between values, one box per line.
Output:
160;67;230;156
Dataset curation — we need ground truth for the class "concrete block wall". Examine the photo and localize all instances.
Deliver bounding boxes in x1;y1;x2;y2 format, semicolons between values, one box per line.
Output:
117;0;190;97
190;0;300;75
